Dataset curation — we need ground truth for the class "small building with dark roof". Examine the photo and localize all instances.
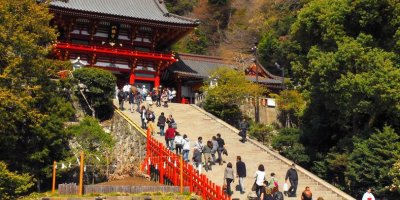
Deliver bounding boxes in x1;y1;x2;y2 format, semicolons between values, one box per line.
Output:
163;53;283;102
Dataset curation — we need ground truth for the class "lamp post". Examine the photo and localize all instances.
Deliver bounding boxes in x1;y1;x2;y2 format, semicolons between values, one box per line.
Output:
274;62;285;90
252;42;260;123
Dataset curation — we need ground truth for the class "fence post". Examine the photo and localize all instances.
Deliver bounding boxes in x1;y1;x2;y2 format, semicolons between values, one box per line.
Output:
79;151;84;196
201;174;207;199
180;155;183;194
52;161;56;194
216;185;221;200
189;164;194;192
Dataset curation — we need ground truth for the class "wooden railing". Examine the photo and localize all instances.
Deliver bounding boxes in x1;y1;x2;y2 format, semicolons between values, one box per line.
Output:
142;128;230;200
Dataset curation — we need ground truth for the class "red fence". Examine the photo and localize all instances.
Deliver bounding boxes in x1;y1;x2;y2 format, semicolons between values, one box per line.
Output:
142;129;230;200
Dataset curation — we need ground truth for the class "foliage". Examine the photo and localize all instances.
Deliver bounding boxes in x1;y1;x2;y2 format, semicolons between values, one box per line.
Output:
0;0;73;192
165;0;197;15
202;67;265;125
271;128;310;165
248;122;275;144
202;67;265;105
0;162;34;200
73;68;116;119
203;97;242;126
64;117;115;183
389;160;400;193
186;28;209;54
271;90;306;128
173;28;209;54
346;126;400;199
208;0;228;6
66;117;115;165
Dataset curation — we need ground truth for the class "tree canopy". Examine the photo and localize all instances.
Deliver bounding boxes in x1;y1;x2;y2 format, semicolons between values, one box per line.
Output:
258;0;400;198
73;67;116;119
202;67;265;125
0;0;73;193
0;162;33;200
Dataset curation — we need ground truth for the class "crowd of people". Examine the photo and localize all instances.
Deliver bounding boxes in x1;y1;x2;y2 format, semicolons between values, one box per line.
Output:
116;83;177;112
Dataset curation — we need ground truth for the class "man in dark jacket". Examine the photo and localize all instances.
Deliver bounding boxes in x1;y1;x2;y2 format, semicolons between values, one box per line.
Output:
236;156;247;194
157;112;166;136
239;118;249;143
285;163;299;197
216;133;225;165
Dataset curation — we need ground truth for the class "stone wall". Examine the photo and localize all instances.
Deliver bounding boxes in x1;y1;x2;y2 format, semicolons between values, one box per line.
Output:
108;111;147;179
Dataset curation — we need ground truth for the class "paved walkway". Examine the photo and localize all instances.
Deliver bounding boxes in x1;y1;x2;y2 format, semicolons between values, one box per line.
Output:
114;100;350;200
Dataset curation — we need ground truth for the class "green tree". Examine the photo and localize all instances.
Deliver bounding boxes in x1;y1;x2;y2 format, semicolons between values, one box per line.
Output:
165;0;197;15
0;162;33;200
271;90;306;128
65;117;115;183
389;160;400;193
300;36;400;151
202;67;265;125
346;126;400;198
0;0;73;191
248;122;275;144
73;68;116;119
271;128;310;165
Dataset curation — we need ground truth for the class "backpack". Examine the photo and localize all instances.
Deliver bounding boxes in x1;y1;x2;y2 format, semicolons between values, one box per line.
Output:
274;191;284;200
118;91;124;99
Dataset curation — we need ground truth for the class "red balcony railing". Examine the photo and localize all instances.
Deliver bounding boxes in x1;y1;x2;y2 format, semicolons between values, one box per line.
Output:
55;42;177;62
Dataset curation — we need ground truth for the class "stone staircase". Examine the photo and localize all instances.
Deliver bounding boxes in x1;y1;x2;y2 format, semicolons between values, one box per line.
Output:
114;101;354;200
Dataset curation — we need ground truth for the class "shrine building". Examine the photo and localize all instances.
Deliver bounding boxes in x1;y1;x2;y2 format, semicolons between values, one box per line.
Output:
50;0;282;103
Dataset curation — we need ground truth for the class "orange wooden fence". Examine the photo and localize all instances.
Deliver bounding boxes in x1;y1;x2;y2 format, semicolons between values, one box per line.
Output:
142;128;230;200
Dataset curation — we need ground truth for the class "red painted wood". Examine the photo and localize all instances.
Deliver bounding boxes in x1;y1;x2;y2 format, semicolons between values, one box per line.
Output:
129;71;135;84
143;127;228;200
55;43;177;62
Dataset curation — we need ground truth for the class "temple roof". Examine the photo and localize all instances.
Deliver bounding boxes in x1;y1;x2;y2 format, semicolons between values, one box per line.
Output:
169;53;283;85
50;0;199;26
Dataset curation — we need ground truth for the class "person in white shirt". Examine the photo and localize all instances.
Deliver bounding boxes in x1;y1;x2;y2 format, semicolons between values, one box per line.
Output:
174;132;184;155
254;164;266;197
362;188;375;200
182;134;190;162
141;85;148;100
123;83;130;101
194;137;203;153
145;94;153;108
171;88;177;102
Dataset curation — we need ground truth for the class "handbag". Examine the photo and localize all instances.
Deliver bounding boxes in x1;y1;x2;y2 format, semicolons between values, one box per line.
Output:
283;183;288;191
251;173;258;191
251;181;257;191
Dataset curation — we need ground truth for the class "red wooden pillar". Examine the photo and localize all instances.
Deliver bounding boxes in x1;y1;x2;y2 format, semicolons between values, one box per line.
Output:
154;70;160;88
129;71;135;85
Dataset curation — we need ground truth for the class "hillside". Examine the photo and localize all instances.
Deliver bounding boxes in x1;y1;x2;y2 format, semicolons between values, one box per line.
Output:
167;0;305;75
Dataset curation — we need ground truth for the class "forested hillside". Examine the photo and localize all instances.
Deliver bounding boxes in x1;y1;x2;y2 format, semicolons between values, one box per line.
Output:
167;0;400;199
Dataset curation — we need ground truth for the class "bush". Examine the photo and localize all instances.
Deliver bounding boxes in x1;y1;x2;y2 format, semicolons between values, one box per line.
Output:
271;128;309;165
248;122;275;144
0;162;33;200
73;68;116;119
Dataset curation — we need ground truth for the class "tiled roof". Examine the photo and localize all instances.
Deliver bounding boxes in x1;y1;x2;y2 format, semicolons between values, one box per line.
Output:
50;0;199;25
169;53;233;78
169;53;283;85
